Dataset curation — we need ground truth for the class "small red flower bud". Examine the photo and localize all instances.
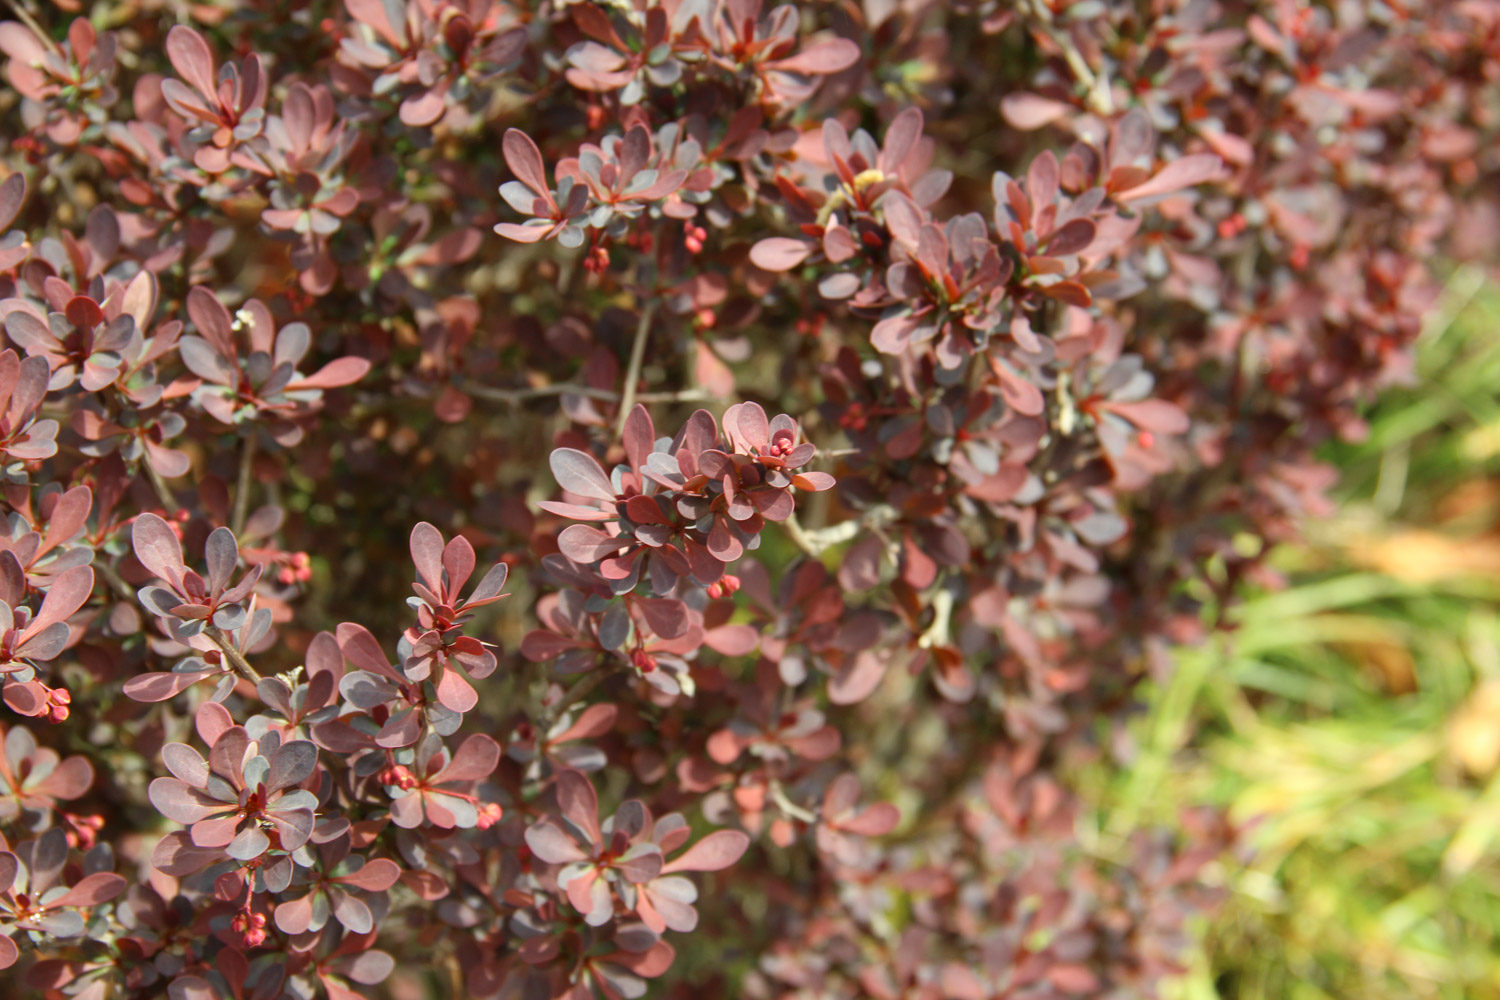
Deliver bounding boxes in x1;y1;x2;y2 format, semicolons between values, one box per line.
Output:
64;812;104;850
840;403;869;431
231;909;266;946
14;133;45;164
379;763;417;790
584;246;611;274
476;802;504;829
1217;212;1247;240
44;685;72;724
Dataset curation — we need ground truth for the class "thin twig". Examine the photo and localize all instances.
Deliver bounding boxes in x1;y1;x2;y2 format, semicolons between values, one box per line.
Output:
143;461;180;516
94;561;136;603
462;380;709;406
544;668;608;725
917;586;954;649
2;1;61;55
1419;263;1486;346
783;511;822;558
231;433;258;537
616;301;657;437
1025;0;1113;114
203;623;262;685
769;780;819;825
98;558;261;689
555;251;578;301
784;504;901;557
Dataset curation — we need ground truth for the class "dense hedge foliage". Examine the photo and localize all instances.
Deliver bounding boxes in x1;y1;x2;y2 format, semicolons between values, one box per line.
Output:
0;0;1495;997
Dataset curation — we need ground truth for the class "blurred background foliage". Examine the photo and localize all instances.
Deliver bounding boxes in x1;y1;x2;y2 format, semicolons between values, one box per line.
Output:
1096;266;1500;1000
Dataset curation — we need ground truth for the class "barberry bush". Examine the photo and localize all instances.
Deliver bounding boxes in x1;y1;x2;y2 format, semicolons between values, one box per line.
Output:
0;0;1493;996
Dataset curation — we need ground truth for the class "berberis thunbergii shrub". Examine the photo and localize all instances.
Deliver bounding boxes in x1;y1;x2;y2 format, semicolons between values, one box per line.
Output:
0;0;1494;997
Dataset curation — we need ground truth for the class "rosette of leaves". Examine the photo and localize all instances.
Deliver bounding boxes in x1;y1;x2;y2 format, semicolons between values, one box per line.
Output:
0;485;94;585
1;294;133;392
0;828;126;969
147;725;319;861
869;196;1018;370
333;621;468;746
272;834;402;936
561;921;678;1000
398;7;526;129
255;84;360;239
690;402;835;561
622;807;750;935
748;110;951;277
554;124;695;228
159;25;267;173
493;128;588;246
814;773;901;866
132;512;261;638
524;769;667;927
507;702;618;778
1064;351;1190;490
544;405;716;590
0;349;59;482
95;271;187;408
123;601;274;704
71;402;190;479
340;0;527;130
0;563;93;697
521;588;611;676
178;288;370;446
399;522;508;713
703;0;862;106
546;403;833;590
352;204;484;304
245;631;344;741
527;769;751;934
0;723;93;826
706;687;841;768
383;732;500;830
0;18;119;145
563;3;688;106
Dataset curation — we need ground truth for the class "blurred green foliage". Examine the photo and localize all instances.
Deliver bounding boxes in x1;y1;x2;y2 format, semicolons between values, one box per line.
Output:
1107;268;1500;1000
